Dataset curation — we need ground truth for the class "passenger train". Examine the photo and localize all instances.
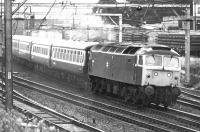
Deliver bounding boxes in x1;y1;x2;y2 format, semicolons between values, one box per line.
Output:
12;35;181;107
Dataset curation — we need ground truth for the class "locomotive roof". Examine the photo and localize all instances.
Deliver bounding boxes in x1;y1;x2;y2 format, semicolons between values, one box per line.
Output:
91;42;180;56
13;35;99;50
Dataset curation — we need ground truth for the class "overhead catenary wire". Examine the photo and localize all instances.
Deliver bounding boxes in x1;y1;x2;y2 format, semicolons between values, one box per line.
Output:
37;0;57;30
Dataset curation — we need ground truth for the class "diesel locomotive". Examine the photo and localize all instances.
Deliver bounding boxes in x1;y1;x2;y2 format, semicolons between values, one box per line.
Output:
12;35;181;107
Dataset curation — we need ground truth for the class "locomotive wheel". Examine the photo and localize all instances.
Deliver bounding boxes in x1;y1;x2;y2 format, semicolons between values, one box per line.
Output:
142;96;150;106
163;103;169;108
124;93;131;102
124;89;131;102
90;78;97;93
131;91;139;104
163;88;172;108
106;83;113;95
99;80;106;94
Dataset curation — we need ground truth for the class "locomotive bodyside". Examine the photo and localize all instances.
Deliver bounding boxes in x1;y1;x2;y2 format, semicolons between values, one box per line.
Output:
89;45;142;85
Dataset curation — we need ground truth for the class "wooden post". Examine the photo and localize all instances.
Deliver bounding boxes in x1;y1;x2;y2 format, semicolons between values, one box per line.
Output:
4;0;13;111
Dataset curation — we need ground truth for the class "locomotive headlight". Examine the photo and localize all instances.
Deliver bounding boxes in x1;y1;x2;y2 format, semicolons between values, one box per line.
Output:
154;72;158;76
167;73;171;77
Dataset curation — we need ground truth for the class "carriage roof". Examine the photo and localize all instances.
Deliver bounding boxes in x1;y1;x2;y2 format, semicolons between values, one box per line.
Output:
13;35;99;50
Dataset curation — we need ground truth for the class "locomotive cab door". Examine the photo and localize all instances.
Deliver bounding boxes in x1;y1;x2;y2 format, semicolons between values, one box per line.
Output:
134;55;143;84
132;56;137;82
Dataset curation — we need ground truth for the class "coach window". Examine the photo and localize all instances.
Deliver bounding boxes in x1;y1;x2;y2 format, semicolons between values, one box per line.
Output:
56;49;59;58
70;50;73;61
66;49;69;60
53;48;55;57
55;48;57;58
60;49;63;60
27;45;30;51
65;49;68;60
42;48;45;55
55;48;58;58
62;49;65;60
80;52;84;63
60;49;63;59
77;51;80;63
73;50;76;62
63;49;66;60
44;48;46;55
45;49;48;55
58;49;60;59
36;47;38;53
39;47;41;54
58;48;60;59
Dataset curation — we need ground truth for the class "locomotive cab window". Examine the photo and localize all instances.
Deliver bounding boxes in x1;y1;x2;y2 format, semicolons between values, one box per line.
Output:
139;56;143;65
145;55;162;66
164;56;179;68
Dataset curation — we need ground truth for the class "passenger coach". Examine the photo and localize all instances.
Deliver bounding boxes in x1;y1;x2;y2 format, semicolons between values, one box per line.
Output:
12;35;98;75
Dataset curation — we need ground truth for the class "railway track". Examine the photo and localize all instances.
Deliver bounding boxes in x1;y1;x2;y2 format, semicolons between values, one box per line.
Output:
12;75;200;132
0;88;104;132
177;87;200;110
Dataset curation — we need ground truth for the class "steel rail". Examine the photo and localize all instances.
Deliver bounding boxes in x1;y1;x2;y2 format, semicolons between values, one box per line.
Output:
0;88;104;132
13;76;199;132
